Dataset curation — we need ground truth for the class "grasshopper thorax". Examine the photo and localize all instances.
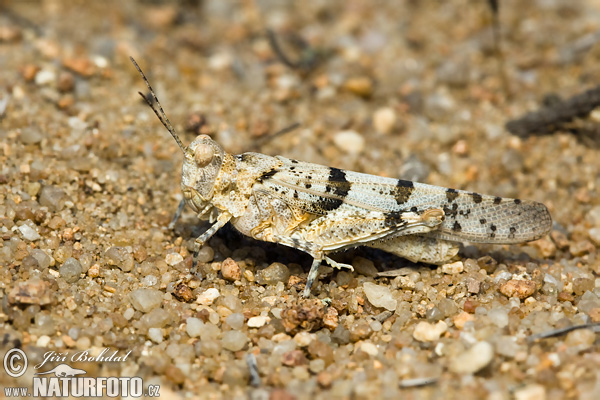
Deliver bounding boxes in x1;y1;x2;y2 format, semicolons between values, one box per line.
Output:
181;135;225;211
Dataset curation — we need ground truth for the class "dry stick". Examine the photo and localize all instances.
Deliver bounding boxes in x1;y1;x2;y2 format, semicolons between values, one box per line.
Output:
527;322;600;343
505;85;600;137
267;29;319;71
488;0;510;97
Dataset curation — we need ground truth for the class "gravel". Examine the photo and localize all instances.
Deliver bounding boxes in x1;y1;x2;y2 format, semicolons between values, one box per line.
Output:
2;1;600;398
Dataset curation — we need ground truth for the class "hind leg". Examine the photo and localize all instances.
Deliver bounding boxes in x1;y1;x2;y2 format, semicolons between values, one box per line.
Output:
369;235;460;265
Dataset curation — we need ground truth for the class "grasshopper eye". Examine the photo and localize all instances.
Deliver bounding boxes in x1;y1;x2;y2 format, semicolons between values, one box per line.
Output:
194;143;214;167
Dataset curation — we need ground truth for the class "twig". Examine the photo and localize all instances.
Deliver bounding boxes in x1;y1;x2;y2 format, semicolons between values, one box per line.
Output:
527;322;600;343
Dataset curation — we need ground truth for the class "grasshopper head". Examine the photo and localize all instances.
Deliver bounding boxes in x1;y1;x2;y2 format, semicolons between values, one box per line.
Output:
181;135;225;211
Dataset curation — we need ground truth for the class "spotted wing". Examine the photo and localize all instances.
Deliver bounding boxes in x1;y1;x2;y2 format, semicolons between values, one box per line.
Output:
256;155;552;244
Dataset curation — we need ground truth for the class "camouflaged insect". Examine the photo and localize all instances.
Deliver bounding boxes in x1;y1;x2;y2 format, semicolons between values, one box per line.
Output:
131;58;553;297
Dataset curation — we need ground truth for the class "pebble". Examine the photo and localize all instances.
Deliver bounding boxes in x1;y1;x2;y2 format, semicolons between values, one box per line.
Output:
293;331;315;347
343;76;373;97
195;246;214;263
35;69;56;85
165;252;184;266
499;279;537;299
357;342;378;356
564;328;595;351
105;246;134;272
8;277;53;305
513;384;546;400
225;313;245;330
148;327;163;343
29;249;51;269
333;130;365;155
441;261;464;274
222;331;249;352
487;308;509;328
588;227;600;246
186;317;204;337
19;127;43;144
129;288;163;313
247;315;269;328
373;107;396;134
256;263;290;285
412;321;447;342
38;185;67;212
59;257;82;283
197;288;220;305
221;258;241;281
353;257;378;277
363;282;397;311
449;341;494;374
140;308;170;329
18;224;40;241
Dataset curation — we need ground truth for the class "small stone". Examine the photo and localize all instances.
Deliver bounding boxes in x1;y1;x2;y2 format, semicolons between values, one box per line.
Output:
373;107;397;134
62;57;96;77
530;238;556;258
550;230;569;251
35;69;56;85
357;342;378;356
18;224;40;241
165;252;183;266
39;185;68;212
573;278;594;296
225;313;245;330
569;240;594;257
514;384;546;400
348;319;372;341
247;315;269;328
322;307;339;330
186;317;204;337
499;279;537;299
140;308;170;329
343;76;373;97
222;330;248;352
105;246;134;272
293;331;315;347
282;350;308;366
221;258;241;281
333;130;365;155
441;261;464;274
564;328;595;351
57;71;75;92
19;128;43;145
353;257;378;277
453;312;475;329
8;277;53;305
195;246;214;263
363;282;397;311
173;283;195;303
257;263;290;285
165;365;185;385
588;228;600;246
59;257;82;283
197;288;220;305
449;341;494;374
148;328;163;343
129;288;163;313
412;321;447;342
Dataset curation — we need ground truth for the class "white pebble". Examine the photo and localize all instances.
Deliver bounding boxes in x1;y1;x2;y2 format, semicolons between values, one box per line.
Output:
226;313;245;330
363;282;397;311
165;252;184;266
36;335;51;347
186;317;204;338
333;130;365;155
247;315;269;328
197;288;220;305
413;321;448;342
373;107;397;134
441;261;464;274
123;308;135;320
148;328;163;344
35;69;56;85
293;331;315;347
449;341;494;374
129;288;163;313
19;224;41;241
514;384;546;400
222;331;248;352
357;342;378;356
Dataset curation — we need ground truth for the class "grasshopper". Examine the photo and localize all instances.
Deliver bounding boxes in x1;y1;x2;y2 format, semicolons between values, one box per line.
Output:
131;58;552;297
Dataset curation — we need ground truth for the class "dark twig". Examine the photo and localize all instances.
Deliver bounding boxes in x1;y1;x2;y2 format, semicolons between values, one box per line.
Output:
267;29;320;71
246;353;261;387
251;122;301;150
505;85;600;137
527;322;600;343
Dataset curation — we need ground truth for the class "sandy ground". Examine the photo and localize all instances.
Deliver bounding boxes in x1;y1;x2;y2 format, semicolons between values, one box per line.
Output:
1;0;600;399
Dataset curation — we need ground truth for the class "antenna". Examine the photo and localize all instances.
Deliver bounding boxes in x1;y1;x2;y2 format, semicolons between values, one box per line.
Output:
130;56;186;153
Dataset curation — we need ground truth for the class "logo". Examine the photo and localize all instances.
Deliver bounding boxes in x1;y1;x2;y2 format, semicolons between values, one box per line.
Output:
2;348;160;398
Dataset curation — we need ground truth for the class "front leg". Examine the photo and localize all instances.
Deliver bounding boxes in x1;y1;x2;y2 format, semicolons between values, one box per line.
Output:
192;212;232;273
